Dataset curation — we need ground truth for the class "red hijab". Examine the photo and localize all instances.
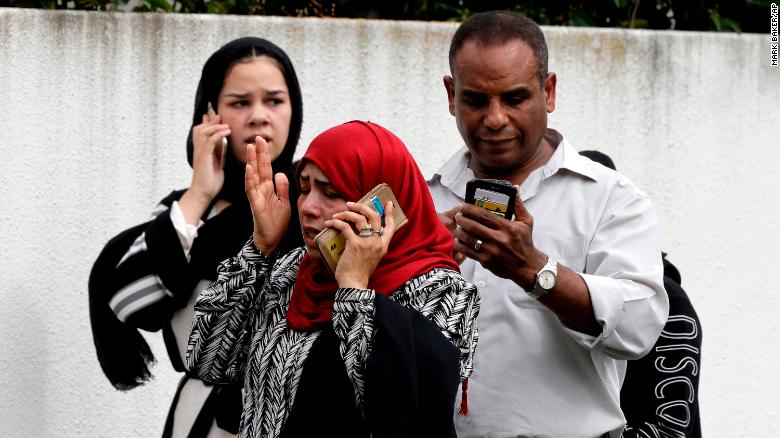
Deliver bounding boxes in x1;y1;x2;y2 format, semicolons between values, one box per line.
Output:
286;121;459;331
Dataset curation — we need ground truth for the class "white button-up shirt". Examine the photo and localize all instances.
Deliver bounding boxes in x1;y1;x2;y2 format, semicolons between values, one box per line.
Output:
427;131;669;438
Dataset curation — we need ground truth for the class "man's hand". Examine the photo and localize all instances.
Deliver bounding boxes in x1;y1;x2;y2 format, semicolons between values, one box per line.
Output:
454;190;600;335
438;206;466;264
453;194;546;289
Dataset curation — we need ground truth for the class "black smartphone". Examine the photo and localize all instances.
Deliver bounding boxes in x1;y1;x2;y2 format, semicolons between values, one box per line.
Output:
464;179;516;219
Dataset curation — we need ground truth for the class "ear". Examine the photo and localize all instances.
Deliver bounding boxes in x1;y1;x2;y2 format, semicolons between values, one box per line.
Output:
544;72;557;113
443;75;456;116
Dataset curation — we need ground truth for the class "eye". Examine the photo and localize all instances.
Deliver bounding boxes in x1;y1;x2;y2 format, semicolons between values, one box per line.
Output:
462;93;486;108
504;94;526;106
267;98;284;107
325;191;342;199
230;100;248;108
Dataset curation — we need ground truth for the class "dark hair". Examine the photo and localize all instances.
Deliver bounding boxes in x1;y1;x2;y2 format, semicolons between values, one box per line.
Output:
448;11;548;87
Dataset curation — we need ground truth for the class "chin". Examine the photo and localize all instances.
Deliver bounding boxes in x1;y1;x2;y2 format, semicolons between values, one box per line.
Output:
305;246;320;260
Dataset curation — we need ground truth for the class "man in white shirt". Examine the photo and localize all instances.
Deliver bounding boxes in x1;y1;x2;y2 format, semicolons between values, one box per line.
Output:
427;11;669;438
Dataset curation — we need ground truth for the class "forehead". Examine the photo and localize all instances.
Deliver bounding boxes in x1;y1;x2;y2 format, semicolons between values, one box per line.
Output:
452;39;539;90
298;162;329;182
222;56;287;91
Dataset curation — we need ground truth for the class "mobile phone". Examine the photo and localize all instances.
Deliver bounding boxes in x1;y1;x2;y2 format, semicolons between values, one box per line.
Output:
315;183;408;274
464;179;516;219
207;102;229;155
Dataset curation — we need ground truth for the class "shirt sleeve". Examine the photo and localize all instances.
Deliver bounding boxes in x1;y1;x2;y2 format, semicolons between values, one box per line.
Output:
332;268;479;392
566;185;669;360
392;269;480;381
186;240;276;384
169;200;204;260
333;269;478;438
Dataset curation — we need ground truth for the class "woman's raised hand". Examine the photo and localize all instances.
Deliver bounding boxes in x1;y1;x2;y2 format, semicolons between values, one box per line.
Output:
326;201;396;289
245;136;291;256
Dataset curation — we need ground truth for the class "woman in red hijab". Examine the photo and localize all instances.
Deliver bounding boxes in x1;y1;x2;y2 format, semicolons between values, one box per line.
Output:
187;121;479;437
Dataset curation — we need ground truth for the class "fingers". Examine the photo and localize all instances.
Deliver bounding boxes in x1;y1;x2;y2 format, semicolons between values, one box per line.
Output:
329;200;396;244
332;210;372;230
454;207;494;239
253;136;273;182
245;143;260;189
324;217;356;239
245;163;259;204
274;172;290;207
511;185;532;224
381;201;396;243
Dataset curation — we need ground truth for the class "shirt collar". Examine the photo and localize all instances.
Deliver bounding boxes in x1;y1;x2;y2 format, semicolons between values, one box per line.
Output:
542;130;599;182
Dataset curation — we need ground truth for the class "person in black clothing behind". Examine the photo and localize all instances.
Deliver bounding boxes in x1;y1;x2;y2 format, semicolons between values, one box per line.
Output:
580;150;702;438
88;37;304;437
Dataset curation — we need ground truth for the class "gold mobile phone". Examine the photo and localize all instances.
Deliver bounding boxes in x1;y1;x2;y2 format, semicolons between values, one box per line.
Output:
314;183;408;274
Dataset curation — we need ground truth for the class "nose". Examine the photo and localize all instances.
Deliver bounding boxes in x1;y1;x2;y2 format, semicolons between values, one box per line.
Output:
484;98;508;130
249;102;270;127
299;192;321;219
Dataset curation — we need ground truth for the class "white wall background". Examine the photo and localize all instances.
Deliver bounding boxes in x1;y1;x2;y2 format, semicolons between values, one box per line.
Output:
1;7;778;437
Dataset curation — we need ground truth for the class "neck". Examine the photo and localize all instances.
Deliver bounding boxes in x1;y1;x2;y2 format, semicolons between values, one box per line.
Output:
470;137;556;186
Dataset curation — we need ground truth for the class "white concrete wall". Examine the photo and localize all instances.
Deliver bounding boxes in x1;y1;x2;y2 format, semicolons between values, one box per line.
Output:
1;7;778;437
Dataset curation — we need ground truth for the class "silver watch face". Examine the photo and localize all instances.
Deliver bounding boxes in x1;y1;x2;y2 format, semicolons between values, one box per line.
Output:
538;270;556;289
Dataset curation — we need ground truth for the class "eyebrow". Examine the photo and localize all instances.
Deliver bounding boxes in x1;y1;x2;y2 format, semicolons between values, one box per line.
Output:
462;85;533;96
223;89;288;99
298;173;332;186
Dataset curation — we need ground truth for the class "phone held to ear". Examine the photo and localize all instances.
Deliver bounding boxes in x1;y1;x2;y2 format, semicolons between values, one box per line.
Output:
465;178;516;219
207;102;229;154
314;183;408;274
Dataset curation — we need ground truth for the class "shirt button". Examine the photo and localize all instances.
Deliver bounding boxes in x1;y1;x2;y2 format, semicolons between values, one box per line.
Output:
476;280;486;288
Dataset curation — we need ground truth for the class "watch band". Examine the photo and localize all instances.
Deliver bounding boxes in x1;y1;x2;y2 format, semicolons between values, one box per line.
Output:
528;256;558;299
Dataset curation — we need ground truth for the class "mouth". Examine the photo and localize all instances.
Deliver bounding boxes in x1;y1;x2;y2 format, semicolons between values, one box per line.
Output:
302;226;321;245
479;136;516;144
245;134;272;145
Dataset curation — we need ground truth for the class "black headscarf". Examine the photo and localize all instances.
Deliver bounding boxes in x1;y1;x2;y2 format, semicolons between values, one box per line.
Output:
186;36;304;204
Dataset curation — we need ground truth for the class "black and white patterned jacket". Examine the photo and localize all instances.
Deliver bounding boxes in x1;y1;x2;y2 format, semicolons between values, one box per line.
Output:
187;242;479;438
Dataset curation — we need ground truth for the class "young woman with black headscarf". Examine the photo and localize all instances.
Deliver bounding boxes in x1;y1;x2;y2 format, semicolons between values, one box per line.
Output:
88;37;304;437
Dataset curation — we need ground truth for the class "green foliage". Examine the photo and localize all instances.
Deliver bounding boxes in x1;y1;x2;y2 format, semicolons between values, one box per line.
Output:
3;0;769;33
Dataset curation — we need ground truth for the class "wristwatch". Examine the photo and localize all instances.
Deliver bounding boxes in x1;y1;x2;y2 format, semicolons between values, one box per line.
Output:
528;256;557;299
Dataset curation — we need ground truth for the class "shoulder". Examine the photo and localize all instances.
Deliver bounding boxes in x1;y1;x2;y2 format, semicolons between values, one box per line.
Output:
392;268;475;305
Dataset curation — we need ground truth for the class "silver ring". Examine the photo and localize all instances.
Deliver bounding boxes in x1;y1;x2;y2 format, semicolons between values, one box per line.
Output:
372;227;385;237
359;229;373;238
474;239;483;251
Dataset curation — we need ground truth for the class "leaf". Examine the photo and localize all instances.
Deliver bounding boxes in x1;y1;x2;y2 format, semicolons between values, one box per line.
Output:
718;16;742;32
613;0;629;8
144;0;172;11
568;8;596;27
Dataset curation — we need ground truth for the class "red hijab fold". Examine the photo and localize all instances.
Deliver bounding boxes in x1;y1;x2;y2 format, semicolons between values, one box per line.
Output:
286;121;459;331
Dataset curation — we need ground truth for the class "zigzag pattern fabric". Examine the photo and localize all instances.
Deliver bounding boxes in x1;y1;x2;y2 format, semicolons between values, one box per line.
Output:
333;288;376;413
187;241;479;438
